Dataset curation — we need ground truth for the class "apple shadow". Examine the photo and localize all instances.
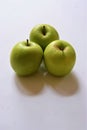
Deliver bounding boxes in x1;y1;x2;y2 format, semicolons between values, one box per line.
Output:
14;60;79;96
44;72;79;96
14;71;44;96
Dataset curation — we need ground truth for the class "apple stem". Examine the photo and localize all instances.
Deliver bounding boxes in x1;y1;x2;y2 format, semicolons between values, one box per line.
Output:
42;25;46;35
59;46;64;51
26;39;29;46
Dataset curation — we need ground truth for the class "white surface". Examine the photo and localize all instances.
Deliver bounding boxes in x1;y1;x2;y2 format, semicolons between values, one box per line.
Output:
0;0;87;130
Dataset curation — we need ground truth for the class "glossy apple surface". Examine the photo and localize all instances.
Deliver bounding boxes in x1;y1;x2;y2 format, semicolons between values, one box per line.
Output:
44;40;76;76
10;40;43;76
30;24;59;50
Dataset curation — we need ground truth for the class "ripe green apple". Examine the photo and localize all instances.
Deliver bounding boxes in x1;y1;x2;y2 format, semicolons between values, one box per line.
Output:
10;40;43;76
30;24;59;50
44;40;76;77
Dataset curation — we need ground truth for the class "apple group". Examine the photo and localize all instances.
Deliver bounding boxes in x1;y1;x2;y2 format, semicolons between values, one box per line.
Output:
10;24;76;77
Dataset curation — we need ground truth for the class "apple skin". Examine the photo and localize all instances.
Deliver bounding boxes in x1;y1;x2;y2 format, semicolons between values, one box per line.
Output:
44;40;76;77
30;24;59;50
10;40;43;76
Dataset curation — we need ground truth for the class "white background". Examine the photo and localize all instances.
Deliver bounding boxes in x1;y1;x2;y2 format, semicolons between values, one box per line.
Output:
0;0;87;130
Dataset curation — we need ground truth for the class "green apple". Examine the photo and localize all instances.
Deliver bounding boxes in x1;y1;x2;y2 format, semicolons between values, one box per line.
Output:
44;40;76;76
29;24;59;50
10;39;43;76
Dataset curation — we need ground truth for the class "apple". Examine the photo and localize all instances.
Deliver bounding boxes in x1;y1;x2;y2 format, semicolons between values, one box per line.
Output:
29;24;59;50
44;40;76;76
10;39;43;76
